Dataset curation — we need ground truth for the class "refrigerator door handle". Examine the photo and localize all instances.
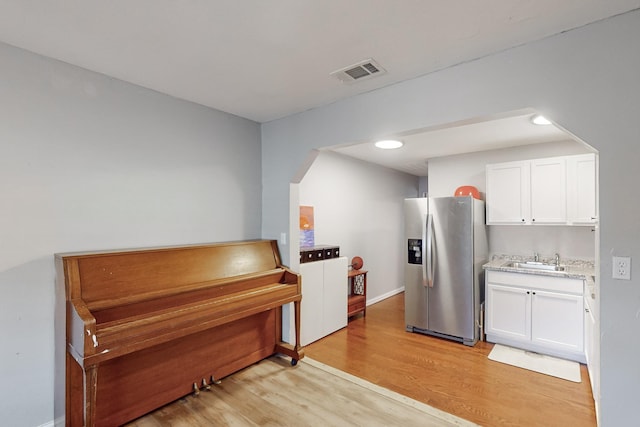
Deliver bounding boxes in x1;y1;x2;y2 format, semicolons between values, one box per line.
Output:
426;213;434;288
422;214;428;287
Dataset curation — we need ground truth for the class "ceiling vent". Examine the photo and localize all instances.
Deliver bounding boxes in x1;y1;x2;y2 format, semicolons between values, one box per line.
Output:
330;59;386;83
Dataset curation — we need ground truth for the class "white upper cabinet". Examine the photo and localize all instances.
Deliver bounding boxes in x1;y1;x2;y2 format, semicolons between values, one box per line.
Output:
486;153;597;226
567;153;598;224
530;157;566;224
485;161;531;224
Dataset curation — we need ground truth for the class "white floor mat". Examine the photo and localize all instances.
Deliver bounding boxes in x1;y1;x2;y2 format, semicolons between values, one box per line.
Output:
488;344;581;383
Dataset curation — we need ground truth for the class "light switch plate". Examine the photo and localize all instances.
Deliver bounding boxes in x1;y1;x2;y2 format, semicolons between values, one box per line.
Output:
613;256;631;280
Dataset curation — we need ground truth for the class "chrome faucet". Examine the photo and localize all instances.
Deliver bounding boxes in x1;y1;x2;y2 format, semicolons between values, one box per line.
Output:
534;252;539;262
555;253;560;266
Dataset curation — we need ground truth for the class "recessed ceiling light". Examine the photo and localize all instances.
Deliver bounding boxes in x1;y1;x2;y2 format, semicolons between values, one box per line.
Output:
374;140;403;149
531;115;552;125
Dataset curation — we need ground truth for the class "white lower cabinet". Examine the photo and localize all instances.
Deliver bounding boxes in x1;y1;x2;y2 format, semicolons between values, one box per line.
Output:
530;290;583;352
584;294;600;413
299;257;348;346
486;284;531;341
486;270;585;362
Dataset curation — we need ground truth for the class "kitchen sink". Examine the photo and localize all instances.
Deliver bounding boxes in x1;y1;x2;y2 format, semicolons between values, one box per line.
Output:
506;261;566;272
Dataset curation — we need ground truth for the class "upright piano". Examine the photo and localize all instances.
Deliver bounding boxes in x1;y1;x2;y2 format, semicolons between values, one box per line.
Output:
56;239;303;426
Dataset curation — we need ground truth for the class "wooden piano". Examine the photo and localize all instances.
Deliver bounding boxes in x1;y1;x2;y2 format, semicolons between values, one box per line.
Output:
56;240;304;426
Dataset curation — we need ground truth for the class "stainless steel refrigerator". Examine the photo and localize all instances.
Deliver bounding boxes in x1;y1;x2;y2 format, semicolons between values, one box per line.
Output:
404;196;488;346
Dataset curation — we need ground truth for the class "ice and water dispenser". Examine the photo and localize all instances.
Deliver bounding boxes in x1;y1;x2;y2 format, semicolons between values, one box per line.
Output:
407;239;422;265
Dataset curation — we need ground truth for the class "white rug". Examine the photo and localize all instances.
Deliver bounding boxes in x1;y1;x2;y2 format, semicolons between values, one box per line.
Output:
488;344;581;383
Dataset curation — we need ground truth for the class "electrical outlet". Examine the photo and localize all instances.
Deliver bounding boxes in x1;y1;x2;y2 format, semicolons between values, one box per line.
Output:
612;256;631;280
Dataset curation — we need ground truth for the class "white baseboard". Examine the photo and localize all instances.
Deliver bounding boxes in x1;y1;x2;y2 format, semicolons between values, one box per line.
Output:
366;286;404;306
37;416;64;427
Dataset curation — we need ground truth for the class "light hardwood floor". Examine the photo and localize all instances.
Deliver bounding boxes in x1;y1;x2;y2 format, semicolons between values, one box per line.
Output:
129;356;471;427
304;293;597;427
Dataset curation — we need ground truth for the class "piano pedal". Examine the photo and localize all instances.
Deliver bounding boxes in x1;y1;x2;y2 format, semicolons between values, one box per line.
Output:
192;382;200;396
202;378;211;391
210;375;222;385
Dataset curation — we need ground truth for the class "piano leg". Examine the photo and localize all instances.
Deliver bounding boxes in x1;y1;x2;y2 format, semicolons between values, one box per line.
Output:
84;365;98;426
274;301;305;364
294;299;302;353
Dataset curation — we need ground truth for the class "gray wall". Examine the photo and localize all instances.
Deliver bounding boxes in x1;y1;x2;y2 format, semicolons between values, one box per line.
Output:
0;42;262;426
298;151;417;301
262;10;640;426
282;151;417;343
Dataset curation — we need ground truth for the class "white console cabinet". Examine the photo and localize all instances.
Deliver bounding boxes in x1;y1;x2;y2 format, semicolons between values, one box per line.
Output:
298;257;348;346
485;270;585;362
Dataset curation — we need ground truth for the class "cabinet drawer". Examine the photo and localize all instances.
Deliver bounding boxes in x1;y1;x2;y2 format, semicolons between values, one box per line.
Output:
348;295;366;316
349;297;365;310
487;270;583;294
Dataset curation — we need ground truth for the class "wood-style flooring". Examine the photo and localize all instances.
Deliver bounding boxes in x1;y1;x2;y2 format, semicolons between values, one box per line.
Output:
304;293;597;427
128;355;471;427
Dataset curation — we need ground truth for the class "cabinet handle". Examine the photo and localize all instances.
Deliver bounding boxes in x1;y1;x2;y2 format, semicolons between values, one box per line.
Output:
522;219;525;222
585;308;590;313
532;292;536;295
532;218;536;222
526;291;530;294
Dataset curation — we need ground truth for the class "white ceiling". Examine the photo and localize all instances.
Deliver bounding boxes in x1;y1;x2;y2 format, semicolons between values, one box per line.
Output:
0;1;636;174
330;110;576;176
1;1;638;123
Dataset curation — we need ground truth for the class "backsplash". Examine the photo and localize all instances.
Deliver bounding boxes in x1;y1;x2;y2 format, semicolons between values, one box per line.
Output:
488;225;596;261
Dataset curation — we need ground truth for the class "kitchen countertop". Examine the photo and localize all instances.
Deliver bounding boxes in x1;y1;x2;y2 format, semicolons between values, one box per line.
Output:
483;254;596;299
483;254;594;279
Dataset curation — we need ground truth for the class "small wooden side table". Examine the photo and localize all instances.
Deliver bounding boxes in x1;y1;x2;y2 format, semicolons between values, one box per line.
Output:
348;269;367;318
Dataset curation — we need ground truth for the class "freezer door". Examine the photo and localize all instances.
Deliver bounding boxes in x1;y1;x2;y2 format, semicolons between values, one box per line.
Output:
427;197;475;340
404;198;429;330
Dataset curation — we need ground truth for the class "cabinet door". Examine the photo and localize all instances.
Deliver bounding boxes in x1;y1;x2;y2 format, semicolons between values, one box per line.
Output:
531;290;583;352
299;261;325;346
584;303;594;366
486;284;530;341
567;153;597;224
530;157;566;224
584;301;599;398
322;257;348;337
486;161;530;224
